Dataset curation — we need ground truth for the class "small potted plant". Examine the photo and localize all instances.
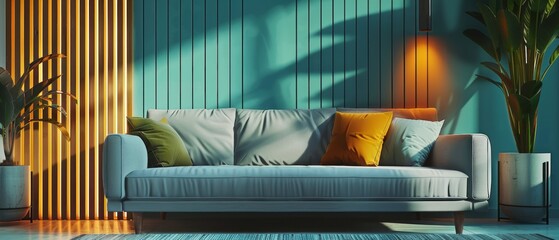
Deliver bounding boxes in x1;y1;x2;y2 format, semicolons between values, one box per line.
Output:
464;0;559;221
0;54;76;221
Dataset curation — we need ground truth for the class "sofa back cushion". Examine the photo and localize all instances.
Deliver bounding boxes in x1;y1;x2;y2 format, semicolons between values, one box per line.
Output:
147;109;236;165
337;108;438;121
235;108;336;165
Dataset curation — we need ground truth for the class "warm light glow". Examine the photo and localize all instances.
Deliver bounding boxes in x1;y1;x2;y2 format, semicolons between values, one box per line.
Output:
399;35;449;108
8;0;132;220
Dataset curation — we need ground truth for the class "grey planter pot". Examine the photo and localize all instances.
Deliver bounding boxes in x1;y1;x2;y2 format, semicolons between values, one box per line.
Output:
0;165;31;221
499;153;551;223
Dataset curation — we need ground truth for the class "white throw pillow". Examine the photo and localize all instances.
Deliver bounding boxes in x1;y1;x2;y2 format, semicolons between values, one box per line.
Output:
380;117;444;166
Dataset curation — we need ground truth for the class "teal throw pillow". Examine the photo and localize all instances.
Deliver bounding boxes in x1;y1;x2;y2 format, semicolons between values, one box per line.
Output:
127;117;193;167
380;117;444;166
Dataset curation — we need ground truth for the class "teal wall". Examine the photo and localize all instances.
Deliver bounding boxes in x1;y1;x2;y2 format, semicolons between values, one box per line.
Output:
134;0;559;212
133;0;431;115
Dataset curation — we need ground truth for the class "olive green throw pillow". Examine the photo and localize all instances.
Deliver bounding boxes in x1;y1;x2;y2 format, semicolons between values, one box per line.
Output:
127;117;193;167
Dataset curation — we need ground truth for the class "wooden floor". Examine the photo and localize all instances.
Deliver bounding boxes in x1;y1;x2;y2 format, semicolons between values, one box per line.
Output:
1;214;558;239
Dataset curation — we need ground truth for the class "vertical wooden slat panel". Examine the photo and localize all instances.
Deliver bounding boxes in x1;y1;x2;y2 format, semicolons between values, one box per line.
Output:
101;0;109;220
18;0;25;167
36;0;44;220
93;0;100;220
7;0;133;220
65;0;72;220
46;0;53;220
55;0;62;219
83;0;90;220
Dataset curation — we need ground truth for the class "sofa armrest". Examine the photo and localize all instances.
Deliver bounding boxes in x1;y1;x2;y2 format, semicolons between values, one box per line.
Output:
102;134;147;202
429;134;491;201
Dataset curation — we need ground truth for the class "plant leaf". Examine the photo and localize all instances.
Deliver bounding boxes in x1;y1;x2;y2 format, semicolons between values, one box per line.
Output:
520;80;542;99
476;74;504;90
478;3;502;49
497;9;523;50
464;29;501;61
545;0;557;17
481;62;514;91
0;81;14;128
16;75;62;113
21;118;70;140
40;90;78;104
537;6;559;51
466;11;485;24
530;0;548;12
16;103;68;125
0;67;14;89
550;44;559;65
10;54;65;97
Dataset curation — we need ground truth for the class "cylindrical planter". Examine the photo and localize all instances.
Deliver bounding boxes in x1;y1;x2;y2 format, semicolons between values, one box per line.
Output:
499;153;551;222
0;165;31;221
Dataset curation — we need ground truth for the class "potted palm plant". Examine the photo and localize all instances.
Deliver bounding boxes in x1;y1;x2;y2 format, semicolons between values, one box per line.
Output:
0;54;75;221
464;0;559;222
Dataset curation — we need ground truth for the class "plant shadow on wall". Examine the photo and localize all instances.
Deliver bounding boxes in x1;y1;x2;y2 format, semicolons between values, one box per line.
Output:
228;0;479;129
242;2;411;109
138;0;483;130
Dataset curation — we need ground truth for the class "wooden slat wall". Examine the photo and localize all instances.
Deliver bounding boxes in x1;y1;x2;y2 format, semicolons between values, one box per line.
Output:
133;0;433;115
6;0;133;220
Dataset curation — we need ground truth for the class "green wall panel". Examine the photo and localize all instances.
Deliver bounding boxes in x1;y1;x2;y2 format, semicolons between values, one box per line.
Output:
134;0;423;113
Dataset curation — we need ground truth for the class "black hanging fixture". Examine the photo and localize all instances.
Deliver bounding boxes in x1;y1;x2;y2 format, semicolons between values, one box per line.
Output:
419;0;432;32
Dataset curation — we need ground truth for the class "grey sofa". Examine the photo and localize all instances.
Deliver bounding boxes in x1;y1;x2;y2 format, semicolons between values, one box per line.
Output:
102;108;491;234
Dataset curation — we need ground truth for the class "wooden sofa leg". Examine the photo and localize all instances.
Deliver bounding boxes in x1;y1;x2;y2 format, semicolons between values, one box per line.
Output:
133;212;143;234
454;211;464;234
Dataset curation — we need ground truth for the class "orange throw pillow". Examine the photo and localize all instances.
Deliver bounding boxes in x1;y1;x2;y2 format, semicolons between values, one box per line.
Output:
321;112;393;166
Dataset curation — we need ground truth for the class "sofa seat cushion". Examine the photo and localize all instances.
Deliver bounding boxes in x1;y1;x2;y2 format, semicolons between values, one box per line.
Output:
125;166;467;200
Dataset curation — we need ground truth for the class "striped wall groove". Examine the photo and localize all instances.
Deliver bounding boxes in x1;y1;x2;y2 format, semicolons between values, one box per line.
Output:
133;0;433;115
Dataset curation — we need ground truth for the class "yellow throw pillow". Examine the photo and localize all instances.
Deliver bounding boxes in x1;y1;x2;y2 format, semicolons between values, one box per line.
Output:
321;112;393;166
